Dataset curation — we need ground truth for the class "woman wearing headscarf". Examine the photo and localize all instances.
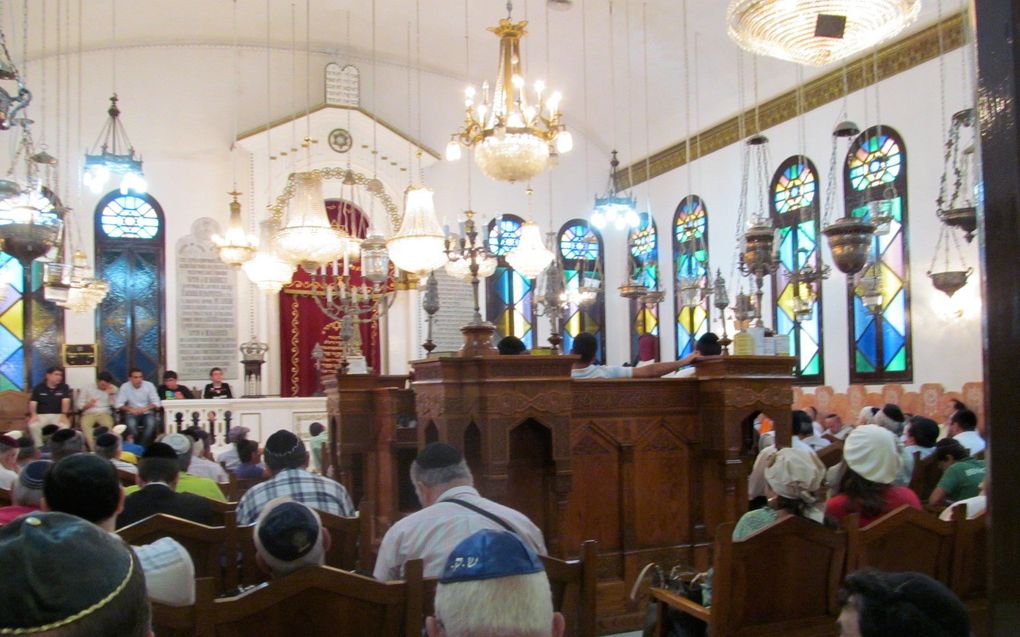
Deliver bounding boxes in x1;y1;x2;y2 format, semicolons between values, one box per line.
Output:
825;424;922;527
734;447;826;538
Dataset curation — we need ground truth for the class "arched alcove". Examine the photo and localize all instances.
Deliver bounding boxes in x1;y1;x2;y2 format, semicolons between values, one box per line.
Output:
506;418;555;536
463;422;482;477
424;422;439;445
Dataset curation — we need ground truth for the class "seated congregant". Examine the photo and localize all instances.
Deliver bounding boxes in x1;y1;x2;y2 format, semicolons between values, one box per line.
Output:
115;368;161;447
823;413;851;440
903;416;939;460
425;529;564;637
825;425;921;527
570;332;701;379
928;438;986;507
117;442;215;528
634;333;659;366
307;421;329;475
0;512;153;636
837;569;970;637
947;408;985;456
234;439;266;480
94;432;138;475
181;426;229;483
215;425;250;472
253;497;330;578
0;459;50;524
792;409;831;452
374;442;546;580
872;403;907;437
26;366;71;447
203;366;233;399
235;430;355;525
78;370;117;450
15;436;39;471
0;435;18;489
497;335;528;355
48;429;85;463
114;424;146;457
158;433;226;501
42;453;195;606
665;333;723;378
158;369;194;400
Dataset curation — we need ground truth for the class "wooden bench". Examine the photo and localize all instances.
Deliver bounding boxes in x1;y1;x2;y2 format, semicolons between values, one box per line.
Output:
816;440;844;468
117;468;138;488
152;561;424;637
909;451;944;503
0;390;28;432
651;517;846;637
844;505;956;586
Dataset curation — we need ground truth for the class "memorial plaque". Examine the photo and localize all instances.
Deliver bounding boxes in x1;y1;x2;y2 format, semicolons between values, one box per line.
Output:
176;218;238;379
63;344;97;367
429;270;476;351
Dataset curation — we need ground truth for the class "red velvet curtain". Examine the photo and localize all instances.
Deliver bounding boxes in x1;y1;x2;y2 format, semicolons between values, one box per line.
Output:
279;200;381;397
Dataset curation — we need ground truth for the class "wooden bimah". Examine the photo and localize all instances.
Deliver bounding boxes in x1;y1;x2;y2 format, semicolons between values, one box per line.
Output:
326;355;795;633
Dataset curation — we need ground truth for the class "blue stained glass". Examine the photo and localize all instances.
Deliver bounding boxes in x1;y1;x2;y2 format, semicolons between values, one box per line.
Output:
884;289;907;333
558;220;605;359
853;297;874;340
882;321;905;367
486;215;537;346
857;320;879;367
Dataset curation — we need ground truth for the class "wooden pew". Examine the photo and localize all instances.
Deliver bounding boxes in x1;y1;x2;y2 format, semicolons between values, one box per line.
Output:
118;513;240;593
651;517;846;637
950;507;989;636
152;561;424;637
909;451;943;503
816;441;844;468
843;505;955;586
205;498;239;527
419;540;599;637
117;468;137;488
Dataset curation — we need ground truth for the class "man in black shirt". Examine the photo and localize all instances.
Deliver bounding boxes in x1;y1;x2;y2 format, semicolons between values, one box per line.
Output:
28;367;71;447
202;367;233;399
157;371;194;401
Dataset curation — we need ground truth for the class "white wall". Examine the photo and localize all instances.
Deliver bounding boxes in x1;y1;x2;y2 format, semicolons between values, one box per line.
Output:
13;41;981;395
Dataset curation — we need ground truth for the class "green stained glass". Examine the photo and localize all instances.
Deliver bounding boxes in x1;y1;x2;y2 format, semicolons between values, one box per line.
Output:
558;219;605;359
856;350;876;372
673;196;710;359
486;215;535;349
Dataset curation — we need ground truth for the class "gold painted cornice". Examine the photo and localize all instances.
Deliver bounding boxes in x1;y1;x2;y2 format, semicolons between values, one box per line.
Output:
617;12;966;190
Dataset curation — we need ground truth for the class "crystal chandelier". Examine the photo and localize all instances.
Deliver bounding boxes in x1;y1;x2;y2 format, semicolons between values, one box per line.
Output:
212;190;258;267
591;151;639;231
726;0;921;67
243;219;296;293
386;185;447;277
445;6;572;183
83;95;147;195
444;211;497;283
273;172;351;273
507;219;554;279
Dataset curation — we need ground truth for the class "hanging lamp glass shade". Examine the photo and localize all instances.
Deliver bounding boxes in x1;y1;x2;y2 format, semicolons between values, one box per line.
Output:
212;191;258;267
726;0;921;67
506;220;554;279
244;220;297;293
272;172;349;273
386;186;447;277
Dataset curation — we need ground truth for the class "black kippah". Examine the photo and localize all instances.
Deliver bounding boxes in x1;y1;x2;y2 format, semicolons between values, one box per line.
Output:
40;424;59;436
50;429;77;444
141;442;178;460
415;442;463;469
264;430;303;458
883;403;905;423
95;433;119;449
17;437;34;449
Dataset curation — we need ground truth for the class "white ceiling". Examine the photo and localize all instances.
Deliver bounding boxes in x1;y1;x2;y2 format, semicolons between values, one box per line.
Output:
16;0;955;160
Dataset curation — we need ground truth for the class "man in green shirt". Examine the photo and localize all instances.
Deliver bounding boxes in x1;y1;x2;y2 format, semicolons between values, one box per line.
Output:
124;433;226;502
307;422;329;475
929;437;986;506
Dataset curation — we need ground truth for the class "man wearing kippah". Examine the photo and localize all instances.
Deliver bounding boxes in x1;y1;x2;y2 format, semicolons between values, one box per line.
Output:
253;497;331;578
94;432;139;475
426;529;564;637
0;459;50;524
117;442;215;528
374;442;546;581
235;430;355;525
0;512;152;636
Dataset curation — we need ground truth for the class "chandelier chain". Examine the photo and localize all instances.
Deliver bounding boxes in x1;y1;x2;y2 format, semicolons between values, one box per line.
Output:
642;1;652;200
608;0;617;153
937;0;947;150
466;0;472;210
110;0;115;92
305;0;312;169
415;0;423;180
38;0;45;145
581;0;590;200
405;18;412;187
624;0;634;191
264;0;271;199
681;0;691;195
289;1;296;174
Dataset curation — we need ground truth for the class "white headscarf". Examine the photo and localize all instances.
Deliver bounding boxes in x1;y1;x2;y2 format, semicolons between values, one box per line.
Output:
764;447;826;521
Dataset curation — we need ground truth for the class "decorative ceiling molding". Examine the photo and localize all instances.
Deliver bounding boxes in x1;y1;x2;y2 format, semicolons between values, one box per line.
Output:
617;12;966;191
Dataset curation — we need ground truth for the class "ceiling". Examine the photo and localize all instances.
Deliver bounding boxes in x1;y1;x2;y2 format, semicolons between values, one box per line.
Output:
15;0;955;161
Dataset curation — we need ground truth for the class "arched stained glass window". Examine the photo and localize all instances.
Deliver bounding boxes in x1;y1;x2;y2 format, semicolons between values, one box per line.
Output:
486;214;536;349
95;192;166;384
558;219;605;360
0;190;64;390
771;156;824;383
628;212;659;362
672;196;709;359
844;126;912;383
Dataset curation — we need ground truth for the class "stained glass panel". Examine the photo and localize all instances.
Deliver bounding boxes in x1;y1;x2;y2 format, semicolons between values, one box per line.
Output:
628;213;659;361
96;192;165;384
771;156;823;384
673;196;710;359
844;127;912;383
558;220;605;360
486;215;535;349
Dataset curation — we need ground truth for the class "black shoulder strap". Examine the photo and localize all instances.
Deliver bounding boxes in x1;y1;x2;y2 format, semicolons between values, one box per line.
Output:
444;498;517;535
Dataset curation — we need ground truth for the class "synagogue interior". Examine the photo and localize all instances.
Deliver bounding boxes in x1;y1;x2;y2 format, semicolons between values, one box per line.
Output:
0;0;1016;635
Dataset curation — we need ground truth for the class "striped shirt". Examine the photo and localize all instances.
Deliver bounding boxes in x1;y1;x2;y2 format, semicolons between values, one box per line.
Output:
235;468;355;525
373;485;547;581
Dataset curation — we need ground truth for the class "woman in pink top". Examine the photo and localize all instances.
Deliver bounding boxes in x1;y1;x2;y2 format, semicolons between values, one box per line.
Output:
825;424;921;527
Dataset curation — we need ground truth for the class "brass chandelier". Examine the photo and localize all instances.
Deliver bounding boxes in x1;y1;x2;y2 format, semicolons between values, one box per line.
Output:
727;0;921;67
446;3;572;183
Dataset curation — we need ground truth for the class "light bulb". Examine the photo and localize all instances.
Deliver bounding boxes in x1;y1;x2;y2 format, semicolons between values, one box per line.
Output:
555;131;573;154
591;211;607;229
84;165;110;194
605;207;619;222
446;140;462;162
547;91;562;113
465;85;476;98
512;74;524;89
534;79;545;96
614;215;627;231
625;209;640;228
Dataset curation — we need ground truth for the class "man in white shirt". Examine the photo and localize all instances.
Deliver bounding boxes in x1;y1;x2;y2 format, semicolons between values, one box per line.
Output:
570;332;701;380
0;435;19;489
114;368;161;447
823;413;851;440
214;425;250;472
93;432;138;475
182;426;228;483
948;408;986;456
78;371;118;450
42;453;195;606
374;443;546;581
793;410;830;452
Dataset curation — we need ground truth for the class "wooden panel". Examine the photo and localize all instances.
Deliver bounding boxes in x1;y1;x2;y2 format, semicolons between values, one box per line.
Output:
561;424;621;552
632;424;691;549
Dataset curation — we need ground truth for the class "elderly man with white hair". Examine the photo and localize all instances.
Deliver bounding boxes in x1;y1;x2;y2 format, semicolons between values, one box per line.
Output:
253;497;331;578
426;529;564;637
